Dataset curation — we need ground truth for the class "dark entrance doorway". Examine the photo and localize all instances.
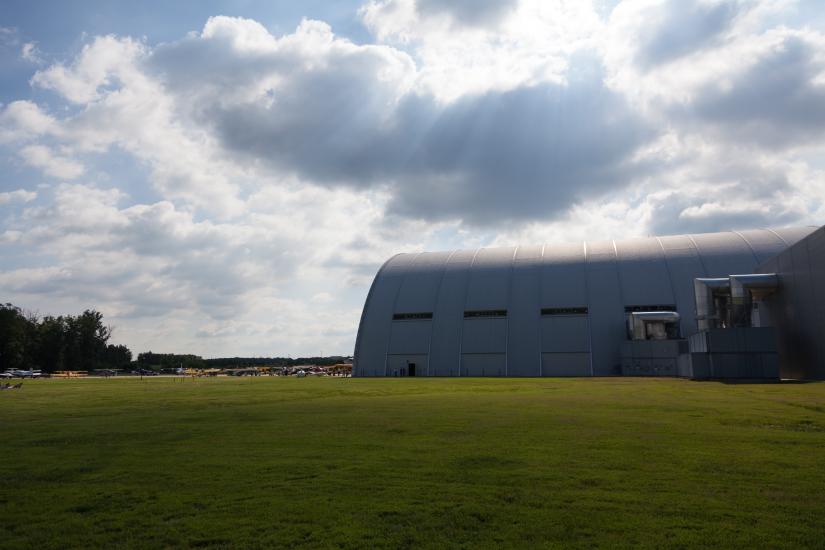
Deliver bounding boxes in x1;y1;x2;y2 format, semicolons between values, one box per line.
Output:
408;363;416;377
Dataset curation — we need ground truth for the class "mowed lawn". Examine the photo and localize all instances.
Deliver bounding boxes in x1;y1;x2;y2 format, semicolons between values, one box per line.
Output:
2;378;825;549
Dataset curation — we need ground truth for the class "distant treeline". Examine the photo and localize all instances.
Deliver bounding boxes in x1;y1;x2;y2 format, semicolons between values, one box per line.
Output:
0;303;131;372
203;356;350;368
136;353;350;370
2;302;349;373
137;352;205;370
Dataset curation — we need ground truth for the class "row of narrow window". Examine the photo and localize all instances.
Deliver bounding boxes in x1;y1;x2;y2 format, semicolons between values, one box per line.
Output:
393;305;676;321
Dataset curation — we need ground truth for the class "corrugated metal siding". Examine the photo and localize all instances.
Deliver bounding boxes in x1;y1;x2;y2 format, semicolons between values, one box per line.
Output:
461;318;507;353
353;253;420;376
465;247;515;310
508;245;543;376
428;249;476;376
735;229;790;264
657;234;707;337
540;316;590;352
388;320;431;354
615;237;675;306
585;240;625;375
690;231;756;277
540;242;588;307
393;251;453;313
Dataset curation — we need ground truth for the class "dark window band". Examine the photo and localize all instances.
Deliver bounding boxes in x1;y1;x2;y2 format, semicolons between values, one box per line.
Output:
392;312;433;320
541;307;588;315
624;304;676;313
464;310;507;318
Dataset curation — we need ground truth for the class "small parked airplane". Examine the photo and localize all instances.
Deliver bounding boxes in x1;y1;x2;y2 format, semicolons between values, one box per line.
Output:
4;369;41;378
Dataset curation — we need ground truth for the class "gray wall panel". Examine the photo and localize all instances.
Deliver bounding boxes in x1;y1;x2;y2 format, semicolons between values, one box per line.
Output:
542;353;591;376
465;247;515;310
461;318;507;354
773;226;819;246
386;354;428;377
789;239;820;376
690;232;756;277
586;240;625;375
757;226;825;379
807;232;825;370
516;244;543;261
393;251;452;314
776;248;802;378
353;253;420;376
657;235;707;336
428;249;476;376
461;353;506;376
388;320;432;355
540;242;588;307
615;237;675;306
508;252;542;376
540;316;590;353
736;229;790;263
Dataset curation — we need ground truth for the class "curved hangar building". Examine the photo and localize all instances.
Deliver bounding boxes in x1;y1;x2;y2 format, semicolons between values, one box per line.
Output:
353;227;820;378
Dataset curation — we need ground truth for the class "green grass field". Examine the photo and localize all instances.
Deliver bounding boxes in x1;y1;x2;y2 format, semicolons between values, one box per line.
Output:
1;377;825;549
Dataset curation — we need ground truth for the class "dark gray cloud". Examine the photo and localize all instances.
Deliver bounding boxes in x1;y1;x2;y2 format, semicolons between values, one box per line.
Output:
636;0;741;68
386;80;655;223
683;35;825;148
646;168;804;236
140;12;823;232
415;0;518;27
163;36;656;225
648;198;801;236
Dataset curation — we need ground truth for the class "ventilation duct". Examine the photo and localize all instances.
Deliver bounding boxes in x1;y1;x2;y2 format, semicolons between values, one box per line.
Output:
694;278;731;331
694;274;778;330
729;273;778;327
628;311;681;340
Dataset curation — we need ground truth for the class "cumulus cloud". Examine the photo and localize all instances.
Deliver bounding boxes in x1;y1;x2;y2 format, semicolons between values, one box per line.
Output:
19;144;84;179
20;42;42;63
0;100;61;143
0;188;37;204
141;15;651;225
682;31;825;148
362;0;602;100
31;35;146;104
415;0;519;27
611;0;745;70
0;177;415;354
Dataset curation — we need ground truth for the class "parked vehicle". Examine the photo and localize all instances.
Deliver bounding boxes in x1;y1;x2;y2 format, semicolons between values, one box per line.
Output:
6;369;42;378
132;368;158;376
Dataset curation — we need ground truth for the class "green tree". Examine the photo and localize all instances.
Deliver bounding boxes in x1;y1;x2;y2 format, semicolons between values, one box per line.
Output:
102;344;132;369
35;316;66;372
64;310;111;371
0;303;36;371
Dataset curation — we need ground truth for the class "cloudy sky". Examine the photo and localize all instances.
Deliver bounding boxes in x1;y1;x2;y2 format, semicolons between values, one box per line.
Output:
1;0;824;357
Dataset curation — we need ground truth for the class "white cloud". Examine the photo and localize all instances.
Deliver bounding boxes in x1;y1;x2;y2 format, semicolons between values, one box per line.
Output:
0;100;60;143
361;0;603;101
18;144;84;179
20;42;42;63
31;35;146;104
0;188;37;204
